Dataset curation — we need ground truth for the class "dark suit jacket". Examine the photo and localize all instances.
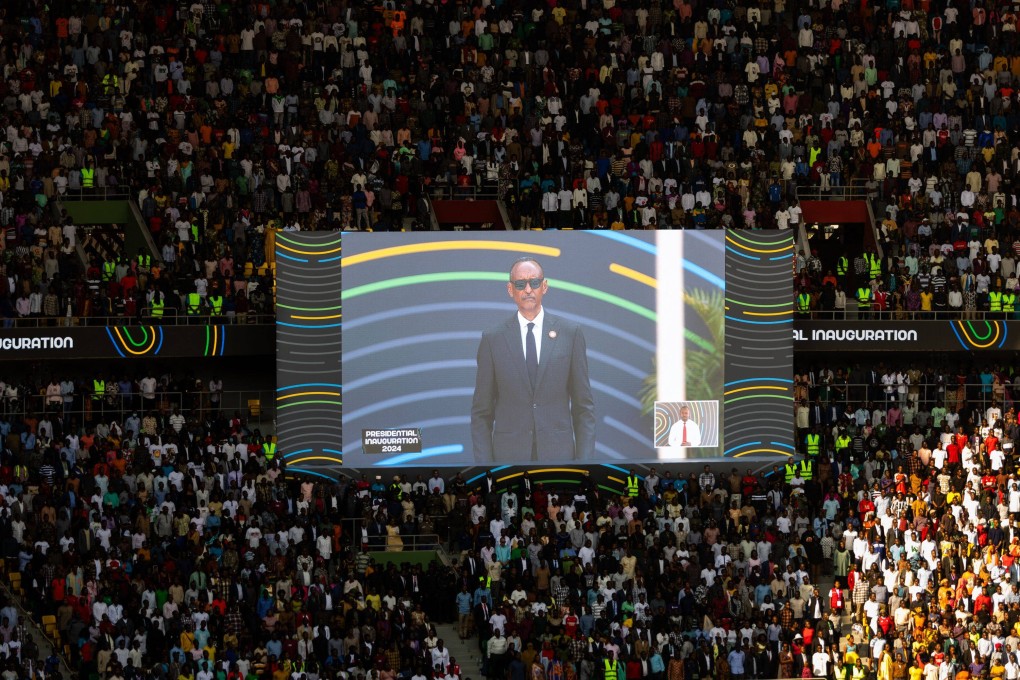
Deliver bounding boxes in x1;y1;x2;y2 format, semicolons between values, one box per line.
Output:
471;311;596;461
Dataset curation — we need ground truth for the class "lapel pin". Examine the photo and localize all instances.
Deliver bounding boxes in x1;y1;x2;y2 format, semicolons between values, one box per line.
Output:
548;331;557;339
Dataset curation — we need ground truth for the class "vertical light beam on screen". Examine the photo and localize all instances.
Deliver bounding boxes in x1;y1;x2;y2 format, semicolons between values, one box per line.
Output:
656;234;685;412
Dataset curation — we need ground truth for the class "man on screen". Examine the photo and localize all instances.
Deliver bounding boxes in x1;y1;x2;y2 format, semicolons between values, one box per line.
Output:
471;257;596;462
668;406;702;447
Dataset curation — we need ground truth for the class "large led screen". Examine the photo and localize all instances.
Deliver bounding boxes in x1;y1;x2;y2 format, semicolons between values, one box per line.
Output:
340;231;726;466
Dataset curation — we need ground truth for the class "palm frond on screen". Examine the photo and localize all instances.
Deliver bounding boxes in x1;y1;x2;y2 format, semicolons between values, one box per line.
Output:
640;288;725;415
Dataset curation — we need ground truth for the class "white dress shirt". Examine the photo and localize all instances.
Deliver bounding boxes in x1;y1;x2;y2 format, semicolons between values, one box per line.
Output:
517;308;544;364
668;416;702;446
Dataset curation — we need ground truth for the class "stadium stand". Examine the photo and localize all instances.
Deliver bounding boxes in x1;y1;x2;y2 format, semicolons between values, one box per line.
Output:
3;0;1020;679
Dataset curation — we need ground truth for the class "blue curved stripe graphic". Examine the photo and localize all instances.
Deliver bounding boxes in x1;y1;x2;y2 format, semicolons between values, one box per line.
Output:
587;232;725;289
345;360;477;391
1002;323;1009;348
591;381;642;410
466;465;512;483
589;231;656;255
105;328;126;358
319;255;343;263
724;441;762;456
726;246;757;261
343;416;472;458
275;252;309;263
603;415;650;445
724;315;792;325
286;468;337;481
375;445;465;466
282;448;313;459
322;448;343;456
345;302;505;329
155;328;165;355
344;304;656;356
277;321;344;329
770;441;796;451
601;463;640;477
949;323;967;349
594;442;626;460
587;351;648;380
344;332;481;362
278;383;343;391
343;389;474;422
686;231;726;252
725;378;793;386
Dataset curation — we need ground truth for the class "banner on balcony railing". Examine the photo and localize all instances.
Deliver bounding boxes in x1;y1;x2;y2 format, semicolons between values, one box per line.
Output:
0;325;274;359
795;320;1012;352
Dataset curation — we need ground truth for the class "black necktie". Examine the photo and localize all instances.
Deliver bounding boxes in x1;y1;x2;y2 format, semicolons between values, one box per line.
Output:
526;322;538;388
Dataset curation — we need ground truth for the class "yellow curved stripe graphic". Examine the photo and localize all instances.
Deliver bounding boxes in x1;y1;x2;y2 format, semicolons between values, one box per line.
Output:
723;386;791;395
341;241;561;267
954;321;1001;349
744;310;793;316
609;263;657;288
735;449;793;458
286;456;344;466
277;242;344;256
496;467;589;483
725;236;793;254
276;391;343;401
113;327;158;355
291;314;343;320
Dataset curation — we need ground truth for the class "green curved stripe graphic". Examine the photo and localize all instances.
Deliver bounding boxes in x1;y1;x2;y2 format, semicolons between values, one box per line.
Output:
277;303;344;311
725;298;790;308
277;234;343;248
121;327;149;347
724;394;795;405
342;270;717;350
341;271;656;321
277;400;344;410
963;321;993;340
729;230;795;248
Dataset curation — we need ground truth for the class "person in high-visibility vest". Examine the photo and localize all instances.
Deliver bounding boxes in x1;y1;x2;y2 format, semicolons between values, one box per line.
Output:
1005;290;1017;319
835;431;851;462
208;294;223;316
81;165;95;189
796;288;812;318
102;73;119;95
836;256;848;278
989;288;1003;316
137;250;152;271
603;653;620;680
784;462;798;483
805;431;821;457
102;259;116;282
92;377;106;420
626;473;640;498
867;251;882;280
856;287;871;318
263;439;277;461
150;295;165;319
186;291;203;318
799;459;813;480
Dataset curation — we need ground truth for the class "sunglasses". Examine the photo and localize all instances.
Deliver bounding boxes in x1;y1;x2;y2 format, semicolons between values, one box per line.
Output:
511;277;545;291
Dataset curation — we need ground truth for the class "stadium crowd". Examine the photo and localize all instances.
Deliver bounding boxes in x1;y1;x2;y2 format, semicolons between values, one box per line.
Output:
9;0;1020;679
0;357;1015;680
794;231;1020;318
14;0;1020;317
